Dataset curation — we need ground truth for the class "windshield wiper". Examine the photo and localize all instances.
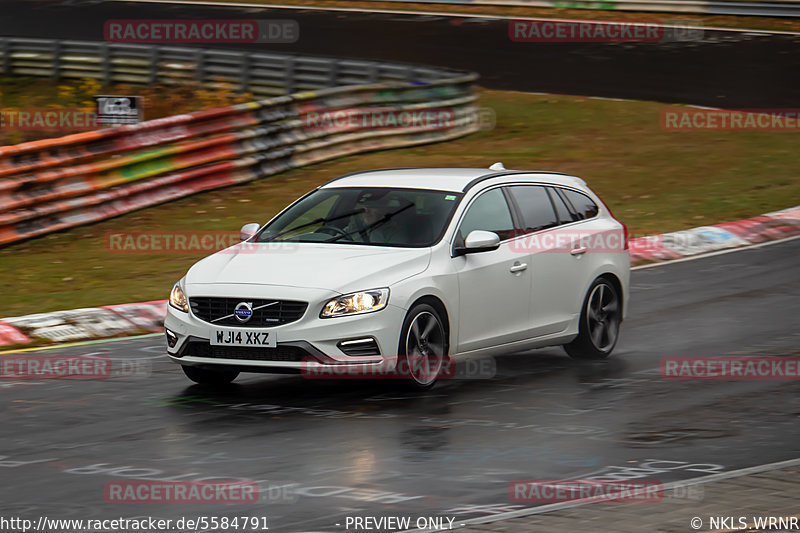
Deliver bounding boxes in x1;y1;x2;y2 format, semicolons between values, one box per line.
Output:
261;209;362;242
327;203;415;243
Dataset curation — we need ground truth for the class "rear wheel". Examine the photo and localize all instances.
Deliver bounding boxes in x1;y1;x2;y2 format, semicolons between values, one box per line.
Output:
398;303;448;389
181;365;239;385
564;277;621;360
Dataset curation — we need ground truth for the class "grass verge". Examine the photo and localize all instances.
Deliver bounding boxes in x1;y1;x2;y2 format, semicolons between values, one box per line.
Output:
189;0;800;33
1;88;799;317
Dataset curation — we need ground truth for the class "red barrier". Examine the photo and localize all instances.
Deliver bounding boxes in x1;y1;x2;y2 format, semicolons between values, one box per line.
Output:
0;83;479;246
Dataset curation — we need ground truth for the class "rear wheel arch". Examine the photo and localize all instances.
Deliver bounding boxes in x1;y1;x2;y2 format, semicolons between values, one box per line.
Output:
597;272;624;321
565;275;623;359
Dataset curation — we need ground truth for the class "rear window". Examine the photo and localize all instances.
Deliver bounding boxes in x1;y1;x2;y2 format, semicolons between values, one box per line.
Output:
561;189;599;220
548;187;578;224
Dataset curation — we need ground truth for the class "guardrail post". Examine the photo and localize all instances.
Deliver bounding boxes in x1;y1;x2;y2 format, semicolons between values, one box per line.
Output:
100;43;111;86
0;38;8;76
52;40;61;82
240;53;251;93
367;62;378;84
327;59;339;88
149;46;158;84
195;49;205;84
284;57;295;95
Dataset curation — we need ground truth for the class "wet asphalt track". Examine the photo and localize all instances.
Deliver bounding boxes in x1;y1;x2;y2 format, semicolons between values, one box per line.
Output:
2;1;800;530
1;238;799;531
3;0;800;106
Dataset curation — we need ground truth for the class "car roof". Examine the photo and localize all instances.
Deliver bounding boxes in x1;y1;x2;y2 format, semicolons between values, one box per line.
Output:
319;167;587;193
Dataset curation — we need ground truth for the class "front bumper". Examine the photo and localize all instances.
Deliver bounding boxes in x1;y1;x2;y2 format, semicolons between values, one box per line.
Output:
164;287;404;372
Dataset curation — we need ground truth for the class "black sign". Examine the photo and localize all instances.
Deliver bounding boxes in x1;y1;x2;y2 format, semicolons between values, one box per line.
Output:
94;95;142;125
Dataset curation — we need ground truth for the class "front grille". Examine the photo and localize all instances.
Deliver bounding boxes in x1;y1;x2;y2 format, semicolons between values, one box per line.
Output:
180;341;310;362
189;297;307;327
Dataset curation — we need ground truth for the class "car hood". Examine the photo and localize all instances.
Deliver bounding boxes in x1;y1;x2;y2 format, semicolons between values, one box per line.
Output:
185;242;431;294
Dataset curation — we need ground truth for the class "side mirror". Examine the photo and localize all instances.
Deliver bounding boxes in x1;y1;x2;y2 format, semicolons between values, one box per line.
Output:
240;223;260;242
455;230;501;256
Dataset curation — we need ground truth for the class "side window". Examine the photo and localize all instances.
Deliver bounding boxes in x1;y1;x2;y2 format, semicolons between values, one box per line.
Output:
507;185;558;233
458;188;515;241
548;187;578;224
561;189;599;220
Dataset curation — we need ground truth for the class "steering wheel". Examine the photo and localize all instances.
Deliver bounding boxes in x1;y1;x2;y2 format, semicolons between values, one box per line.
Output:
316;225;349;239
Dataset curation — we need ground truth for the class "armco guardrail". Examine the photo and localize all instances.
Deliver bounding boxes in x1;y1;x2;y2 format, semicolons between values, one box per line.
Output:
356;0;800;17
0;39;482;246
0;37;458;96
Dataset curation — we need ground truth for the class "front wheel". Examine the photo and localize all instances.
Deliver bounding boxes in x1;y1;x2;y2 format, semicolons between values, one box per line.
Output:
398;303;448;389
564;277;621;360
181;365;239;385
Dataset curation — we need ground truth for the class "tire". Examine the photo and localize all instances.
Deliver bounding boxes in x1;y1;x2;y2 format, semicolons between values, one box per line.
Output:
564;277;622;360
182;365;239;385
397;303;449;390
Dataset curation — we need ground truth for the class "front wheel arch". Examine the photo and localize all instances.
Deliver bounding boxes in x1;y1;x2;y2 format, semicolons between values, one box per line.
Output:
406;295;451;355
397;299;450;389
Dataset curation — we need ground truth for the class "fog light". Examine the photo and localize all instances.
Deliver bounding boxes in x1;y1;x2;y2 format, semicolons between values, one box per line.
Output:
165;328;178;348
337;337;380;356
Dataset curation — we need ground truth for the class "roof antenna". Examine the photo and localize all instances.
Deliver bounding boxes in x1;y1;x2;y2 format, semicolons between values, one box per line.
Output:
489;162;506;171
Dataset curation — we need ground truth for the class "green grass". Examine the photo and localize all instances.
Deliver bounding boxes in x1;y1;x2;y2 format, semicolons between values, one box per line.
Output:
187;0;800;33
1;89;799;317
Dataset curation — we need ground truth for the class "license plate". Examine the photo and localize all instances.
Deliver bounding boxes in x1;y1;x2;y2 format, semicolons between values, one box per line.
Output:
210;329;276;348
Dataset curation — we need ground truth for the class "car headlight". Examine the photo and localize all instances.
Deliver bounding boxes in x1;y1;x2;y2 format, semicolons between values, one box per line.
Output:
320;289;389;318
169;282;189;313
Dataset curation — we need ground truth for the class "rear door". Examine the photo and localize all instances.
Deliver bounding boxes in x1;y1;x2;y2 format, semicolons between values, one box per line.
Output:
506;185;583;335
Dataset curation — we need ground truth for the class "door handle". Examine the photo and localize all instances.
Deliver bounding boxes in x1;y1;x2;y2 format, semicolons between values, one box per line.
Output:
570;247;588;256
510;262;528;273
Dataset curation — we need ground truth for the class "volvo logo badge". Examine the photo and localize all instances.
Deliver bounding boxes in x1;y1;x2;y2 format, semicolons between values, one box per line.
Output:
233;302;254;323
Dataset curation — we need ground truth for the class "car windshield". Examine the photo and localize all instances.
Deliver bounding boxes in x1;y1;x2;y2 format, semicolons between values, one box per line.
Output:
256;187;462;247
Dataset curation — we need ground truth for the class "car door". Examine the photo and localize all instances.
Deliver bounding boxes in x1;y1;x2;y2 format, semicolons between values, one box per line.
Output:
453;187;532;353
506;185;579;335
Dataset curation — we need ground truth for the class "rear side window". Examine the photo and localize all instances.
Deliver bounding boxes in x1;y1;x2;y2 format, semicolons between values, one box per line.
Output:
561;189;599;220
507;185;559;233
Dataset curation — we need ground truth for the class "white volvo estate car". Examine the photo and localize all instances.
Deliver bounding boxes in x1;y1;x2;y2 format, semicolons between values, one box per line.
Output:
165;165;630;388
